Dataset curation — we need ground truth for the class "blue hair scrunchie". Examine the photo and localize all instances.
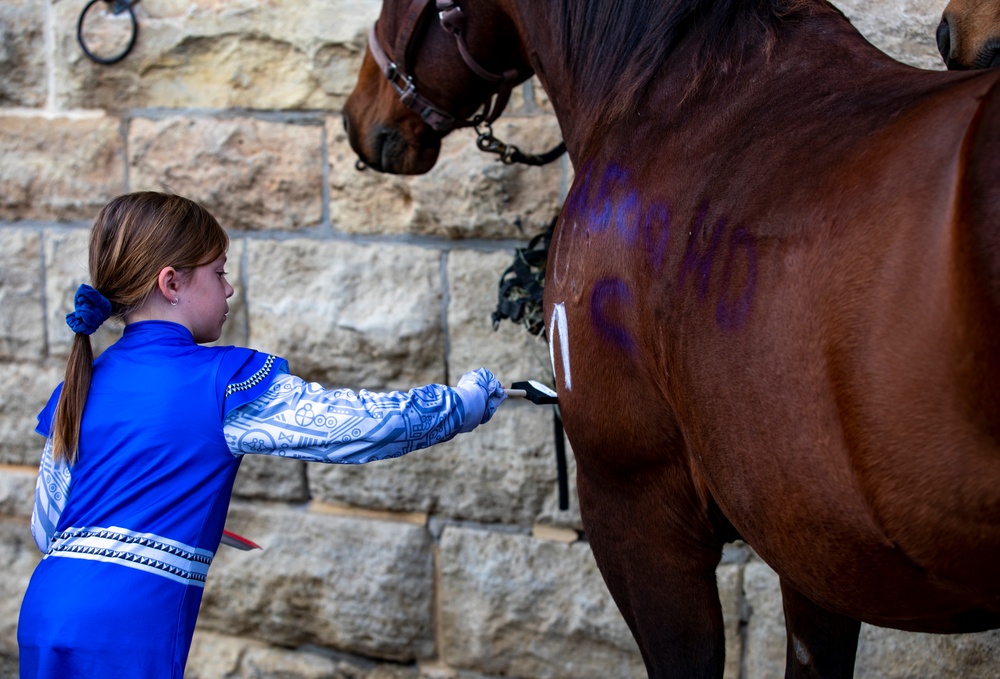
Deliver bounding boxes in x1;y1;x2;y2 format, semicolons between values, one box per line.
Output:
65;284;112;336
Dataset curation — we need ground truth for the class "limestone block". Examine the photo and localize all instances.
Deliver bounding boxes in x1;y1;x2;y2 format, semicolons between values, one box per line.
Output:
329;115;565;239
533;434;582;529
508;78;554;116
217;237;249;349
129;117;324;232
533;77;555;115
438;526;645;679
507;83;527;114
0;229;43;361
0;642;15;677
0;0;46;107
717;563;746;679
832;0;948;70
308;401;569;526
232;453;308;504
0;361;63;466
0;517;42;665
0;466;36;518
244;238;444;389
54;0;380;110
857;625;1000;678
742;557;1000;679
188;630;426;679
0;114;125;222
743;558;790;678
199;502;435;662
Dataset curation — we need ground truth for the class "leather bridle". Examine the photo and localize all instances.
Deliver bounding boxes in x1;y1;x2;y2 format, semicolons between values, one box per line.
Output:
367;0;523;134
362;0;566;167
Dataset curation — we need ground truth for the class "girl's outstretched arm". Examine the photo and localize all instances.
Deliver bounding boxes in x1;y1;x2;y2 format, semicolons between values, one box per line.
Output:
223;368;505;463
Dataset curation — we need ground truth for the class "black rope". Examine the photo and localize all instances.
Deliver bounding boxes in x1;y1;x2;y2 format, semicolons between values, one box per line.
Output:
476;123;567;167
514;141;566;165
507;141;568;167
553;408;569;511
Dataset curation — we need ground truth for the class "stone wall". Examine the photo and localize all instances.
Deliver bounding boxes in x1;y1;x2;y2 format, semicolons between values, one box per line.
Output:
1;0;998;677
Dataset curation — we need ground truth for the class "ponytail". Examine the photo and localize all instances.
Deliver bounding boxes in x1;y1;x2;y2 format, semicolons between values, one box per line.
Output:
51;334;95;464
52;283;113;464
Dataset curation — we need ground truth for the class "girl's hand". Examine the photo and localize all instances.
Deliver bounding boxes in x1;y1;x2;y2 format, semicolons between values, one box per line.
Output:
456;368;506;432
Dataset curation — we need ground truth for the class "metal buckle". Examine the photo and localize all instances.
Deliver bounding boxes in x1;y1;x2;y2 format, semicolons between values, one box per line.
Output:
398;79;418;105
386;63;417;101
436;0;457;14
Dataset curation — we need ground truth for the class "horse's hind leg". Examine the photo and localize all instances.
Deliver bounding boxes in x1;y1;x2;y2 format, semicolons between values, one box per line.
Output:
577;462;730;678
780;579;861;678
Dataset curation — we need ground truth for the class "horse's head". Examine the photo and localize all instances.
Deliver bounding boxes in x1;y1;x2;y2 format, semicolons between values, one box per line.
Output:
343;0;531;175
937;0;1000;70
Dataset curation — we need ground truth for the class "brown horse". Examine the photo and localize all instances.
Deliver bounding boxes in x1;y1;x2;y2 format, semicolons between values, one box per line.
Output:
343;1;1000;676
939;0;1000;69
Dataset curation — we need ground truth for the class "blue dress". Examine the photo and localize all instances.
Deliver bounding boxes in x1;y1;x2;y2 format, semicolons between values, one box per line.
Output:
18;320;500;678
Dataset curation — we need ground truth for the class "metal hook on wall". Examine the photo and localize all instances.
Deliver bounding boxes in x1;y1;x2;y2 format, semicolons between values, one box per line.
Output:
77;0;140;65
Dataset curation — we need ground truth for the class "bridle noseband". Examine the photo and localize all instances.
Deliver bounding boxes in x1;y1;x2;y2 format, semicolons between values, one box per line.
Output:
367;0;522;134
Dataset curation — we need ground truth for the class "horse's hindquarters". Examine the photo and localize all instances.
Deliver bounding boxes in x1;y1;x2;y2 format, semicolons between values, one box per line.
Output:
546;84;1000;632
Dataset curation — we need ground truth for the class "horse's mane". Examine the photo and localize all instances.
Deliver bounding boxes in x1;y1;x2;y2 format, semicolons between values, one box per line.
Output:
556;0;816;130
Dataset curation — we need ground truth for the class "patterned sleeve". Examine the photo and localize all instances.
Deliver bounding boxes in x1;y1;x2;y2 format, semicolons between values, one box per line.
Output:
222;373;472;463
31;437;72;554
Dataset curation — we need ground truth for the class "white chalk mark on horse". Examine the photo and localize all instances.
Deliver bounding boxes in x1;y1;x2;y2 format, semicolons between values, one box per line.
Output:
549;302;572;392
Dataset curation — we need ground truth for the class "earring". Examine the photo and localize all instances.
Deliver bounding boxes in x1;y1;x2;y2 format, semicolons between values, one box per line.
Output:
171;298;178;307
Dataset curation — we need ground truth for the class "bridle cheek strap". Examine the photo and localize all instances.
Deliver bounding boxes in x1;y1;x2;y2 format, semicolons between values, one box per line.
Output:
367;23;459;133
436;0;521;125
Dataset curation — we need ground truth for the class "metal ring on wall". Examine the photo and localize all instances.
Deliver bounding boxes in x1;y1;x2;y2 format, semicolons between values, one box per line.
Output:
77;0;139;65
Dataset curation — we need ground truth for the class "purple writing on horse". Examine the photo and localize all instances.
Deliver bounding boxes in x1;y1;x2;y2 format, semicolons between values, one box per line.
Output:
564;162;760;337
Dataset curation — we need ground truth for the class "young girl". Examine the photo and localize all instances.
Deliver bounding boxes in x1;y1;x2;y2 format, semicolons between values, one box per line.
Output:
17;191;506;678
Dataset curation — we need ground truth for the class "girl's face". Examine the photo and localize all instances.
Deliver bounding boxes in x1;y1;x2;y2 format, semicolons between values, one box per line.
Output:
177;254;234;343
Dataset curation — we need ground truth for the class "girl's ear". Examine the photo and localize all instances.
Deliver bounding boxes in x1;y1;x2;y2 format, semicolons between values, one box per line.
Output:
156;266;180;303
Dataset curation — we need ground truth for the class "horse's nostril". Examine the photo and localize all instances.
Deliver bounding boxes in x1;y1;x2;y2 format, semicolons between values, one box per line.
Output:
936;19;951;63
984;41;1000;70
969;41;1000;70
